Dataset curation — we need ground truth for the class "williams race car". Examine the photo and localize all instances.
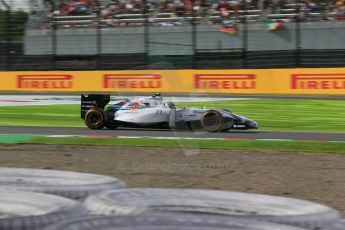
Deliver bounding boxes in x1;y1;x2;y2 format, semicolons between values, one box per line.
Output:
81;94;258;132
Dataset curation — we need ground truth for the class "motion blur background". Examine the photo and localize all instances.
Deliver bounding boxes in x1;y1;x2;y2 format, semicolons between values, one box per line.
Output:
0;0;344;71
1;1;345;226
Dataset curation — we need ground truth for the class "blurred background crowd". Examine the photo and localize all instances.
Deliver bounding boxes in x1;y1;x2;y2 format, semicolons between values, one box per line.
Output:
32;0;345;27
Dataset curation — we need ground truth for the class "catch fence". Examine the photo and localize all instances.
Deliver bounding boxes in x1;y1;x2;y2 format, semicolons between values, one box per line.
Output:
0;1;344;70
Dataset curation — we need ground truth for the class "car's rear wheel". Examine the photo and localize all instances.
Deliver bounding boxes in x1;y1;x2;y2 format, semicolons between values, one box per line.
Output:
85;108;107;129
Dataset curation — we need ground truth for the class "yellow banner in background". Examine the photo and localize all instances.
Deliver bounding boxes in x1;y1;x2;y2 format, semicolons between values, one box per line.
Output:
0;68;345;95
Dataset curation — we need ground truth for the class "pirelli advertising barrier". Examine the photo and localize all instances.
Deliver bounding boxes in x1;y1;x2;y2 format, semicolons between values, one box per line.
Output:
1;68;345;95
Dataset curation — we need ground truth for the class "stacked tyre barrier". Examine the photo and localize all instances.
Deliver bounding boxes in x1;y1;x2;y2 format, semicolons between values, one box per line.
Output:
0;168;127;229
0;167;343;230
0;168;126;199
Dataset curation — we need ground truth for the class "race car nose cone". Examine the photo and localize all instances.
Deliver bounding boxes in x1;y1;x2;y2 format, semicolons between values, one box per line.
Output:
245;120;258;129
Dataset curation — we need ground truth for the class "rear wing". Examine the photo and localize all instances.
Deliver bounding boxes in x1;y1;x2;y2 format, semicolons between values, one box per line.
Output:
81;94;110;119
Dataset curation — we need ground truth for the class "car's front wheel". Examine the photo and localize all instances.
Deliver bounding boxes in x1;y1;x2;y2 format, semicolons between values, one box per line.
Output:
84;108;107;129
201;110;234;132
201;110;221;132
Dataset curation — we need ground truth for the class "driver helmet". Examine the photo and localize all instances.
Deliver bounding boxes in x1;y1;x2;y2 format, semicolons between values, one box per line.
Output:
153;92;161;98
152;92;162;103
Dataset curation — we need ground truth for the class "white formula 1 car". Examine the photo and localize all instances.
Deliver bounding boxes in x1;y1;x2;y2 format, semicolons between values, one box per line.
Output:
81;94;258;132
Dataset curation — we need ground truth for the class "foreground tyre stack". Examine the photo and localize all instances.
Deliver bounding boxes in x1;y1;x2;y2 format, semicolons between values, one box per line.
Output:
0;167;127;199
83;188;342;230
0;168;127;229
0;190;88;230
0;167;343;230
326;221;345;230
43;215;308;230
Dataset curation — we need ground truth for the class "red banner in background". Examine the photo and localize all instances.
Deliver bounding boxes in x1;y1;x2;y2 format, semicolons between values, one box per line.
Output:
0;68;344;95
103;74;162;89
17;75;73;89
291;74;345;90
194;74;256;90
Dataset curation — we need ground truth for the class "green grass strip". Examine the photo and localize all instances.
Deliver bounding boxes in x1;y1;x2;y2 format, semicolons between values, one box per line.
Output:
0;104;80;127
24;137;345;153
0;134;44;144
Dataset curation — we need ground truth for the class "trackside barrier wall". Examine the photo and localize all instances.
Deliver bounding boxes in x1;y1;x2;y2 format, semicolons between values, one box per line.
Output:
1;68;345;95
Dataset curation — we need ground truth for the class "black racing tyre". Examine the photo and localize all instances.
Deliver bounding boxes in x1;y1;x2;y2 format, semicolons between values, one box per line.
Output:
84;188;341;229
201;110;234;132
43;214;308;230
201;110;222;132
85;108;107;129
0;167;127;199
0;190;88;230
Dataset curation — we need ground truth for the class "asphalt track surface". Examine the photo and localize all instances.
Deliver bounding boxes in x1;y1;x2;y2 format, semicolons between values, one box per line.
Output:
1;126;345;141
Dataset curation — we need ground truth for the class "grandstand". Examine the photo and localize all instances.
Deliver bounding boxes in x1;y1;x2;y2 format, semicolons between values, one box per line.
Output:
30;0;344;28
0;0;344;70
